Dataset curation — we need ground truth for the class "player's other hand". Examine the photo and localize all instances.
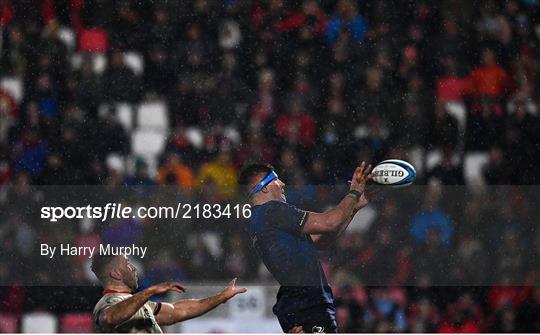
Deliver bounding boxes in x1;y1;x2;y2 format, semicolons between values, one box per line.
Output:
350;161;372;194
150;281;186;295
287;325;304;333
220;278;247;301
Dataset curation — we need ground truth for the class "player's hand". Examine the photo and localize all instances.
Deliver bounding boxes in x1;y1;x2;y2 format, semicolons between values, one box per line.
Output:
220;278;247;301
357;191;369;209
150;282;186;295
356;186;380;210
287;325;304;333
350;161;372;194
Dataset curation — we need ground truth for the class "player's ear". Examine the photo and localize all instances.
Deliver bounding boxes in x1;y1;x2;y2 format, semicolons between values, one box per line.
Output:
261;186;269;193
109;268;122;281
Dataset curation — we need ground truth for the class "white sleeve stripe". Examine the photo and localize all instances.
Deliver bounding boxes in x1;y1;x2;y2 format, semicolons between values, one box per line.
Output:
299;211;308;227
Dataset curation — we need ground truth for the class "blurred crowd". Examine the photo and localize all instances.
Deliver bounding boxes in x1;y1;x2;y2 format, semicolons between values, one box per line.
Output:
1;0;540;332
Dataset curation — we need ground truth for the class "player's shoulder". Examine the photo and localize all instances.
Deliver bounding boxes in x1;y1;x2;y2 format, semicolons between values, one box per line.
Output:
253;200;297;215
262;200;297;209
94;293;130;313
102;292;131;302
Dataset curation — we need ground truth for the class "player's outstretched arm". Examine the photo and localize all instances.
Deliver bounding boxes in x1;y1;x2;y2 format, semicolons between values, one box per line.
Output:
155;278;247;326
310;169;374;247
310;191;370;248
99;282;185;329
302;162;372;235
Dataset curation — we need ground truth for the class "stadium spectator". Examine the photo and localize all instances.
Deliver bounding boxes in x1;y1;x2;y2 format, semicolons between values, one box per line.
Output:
364;288;407;332
354;225;410;286
453;234;489;285
0;145;13;185
408;298;440;333
158;153;195;188
147;6;176;49
425;147;464;184
489;305;518;332
109;1;143;50
504;92;540;183
223;233;248;278
335;304;357;332
0;89;18;144
468;47;512;99
436;56;468;103
483;146;510;184
124;159;156;186
410;186;453;246
411;228;452;286
139;250;187;290
437;304;481;333
11;130;48;177
38;152;67;185
334;285;367;331
196;148;238;199
103;49;140;102
69;56;103;115
144;45;175;96
427;102;459;150
516;287;540;332
325;0;368;46
235;130;276;169
248;69;279;132
0;25;29;76
355;66;394;124
275;96;315;148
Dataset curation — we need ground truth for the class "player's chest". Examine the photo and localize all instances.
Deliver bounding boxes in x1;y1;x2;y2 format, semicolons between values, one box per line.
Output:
117;304;161;333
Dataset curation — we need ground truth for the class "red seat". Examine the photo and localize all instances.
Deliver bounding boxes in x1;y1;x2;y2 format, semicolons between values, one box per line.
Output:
60;313;93;333
78;28;108;53
0;314;18;333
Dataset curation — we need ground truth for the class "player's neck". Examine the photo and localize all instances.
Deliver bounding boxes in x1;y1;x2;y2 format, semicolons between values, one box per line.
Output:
252;195;282;206
103;283;133;294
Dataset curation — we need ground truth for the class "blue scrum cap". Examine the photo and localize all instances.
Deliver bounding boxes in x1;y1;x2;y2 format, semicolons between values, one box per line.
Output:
248;171;278;197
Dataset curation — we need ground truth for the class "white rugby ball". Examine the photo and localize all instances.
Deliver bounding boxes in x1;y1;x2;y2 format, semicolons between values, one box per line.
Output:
371;159;416;187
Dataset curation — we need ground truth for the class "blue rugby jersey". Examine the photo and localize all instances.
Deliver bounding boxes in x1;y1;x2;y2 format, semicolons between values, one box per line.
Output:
246;200;334;317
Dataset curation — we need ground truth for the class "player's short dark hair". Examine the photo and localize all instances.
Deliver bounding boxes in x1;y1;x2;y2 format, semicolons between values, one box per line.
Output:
91;254;118;281
238;163;275;187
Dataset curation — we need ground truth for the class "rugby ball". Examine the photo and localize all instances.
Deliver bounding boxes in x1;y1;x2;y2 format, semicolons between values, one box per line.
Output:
371;159;416;187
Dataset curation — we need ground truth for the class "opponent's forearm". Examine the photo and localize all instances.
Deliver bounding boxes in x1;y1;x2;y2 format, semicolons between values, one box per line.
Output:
169;293;227;322
101;288;155;327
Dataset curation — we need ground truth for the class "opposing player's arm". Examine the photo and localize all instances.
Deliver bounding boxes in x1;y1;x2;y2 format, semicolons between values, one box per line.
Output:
155;278;246;326
302;162;371;235
99;282;185;329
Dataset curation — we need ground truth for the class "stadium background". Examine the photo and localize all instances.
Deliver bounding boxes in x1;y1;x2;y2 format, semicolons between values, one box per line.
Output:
0;0;539;332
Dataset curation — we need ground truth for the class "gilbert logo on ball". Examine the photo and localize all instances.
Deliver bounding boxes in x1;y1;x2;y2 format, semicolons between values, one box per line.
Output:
371;159;416;187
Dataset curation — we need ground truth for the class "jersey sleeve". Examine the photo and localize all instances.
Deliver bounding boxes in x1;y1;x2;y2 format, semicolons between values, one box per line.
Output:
94;295;126;331
267;201;309;235
148;301;162;315
100;295;125;310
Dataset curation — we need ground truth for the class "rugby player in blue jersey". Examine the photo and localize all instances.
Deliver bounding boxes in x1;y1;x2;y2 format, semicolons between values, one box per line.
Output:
238;162;372;333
